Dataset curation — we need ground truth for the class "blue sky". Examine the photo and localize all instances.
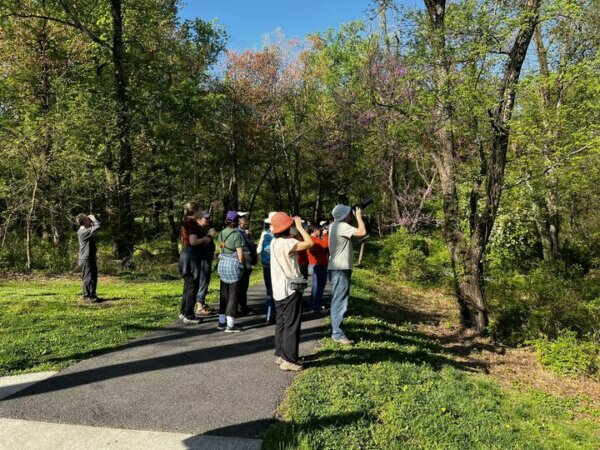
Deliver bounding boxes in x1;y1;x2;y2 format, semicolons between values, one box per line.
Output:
178;0;420;51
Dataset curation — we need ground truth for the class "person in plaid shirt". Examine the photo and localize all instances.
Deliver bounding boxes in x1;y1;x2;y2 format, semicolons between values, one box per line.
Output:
216;211;245;332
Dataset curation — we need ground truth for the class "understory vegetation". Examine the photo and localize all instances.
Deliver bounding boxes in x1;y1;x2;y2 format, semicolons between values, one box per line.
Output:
262;268;600;449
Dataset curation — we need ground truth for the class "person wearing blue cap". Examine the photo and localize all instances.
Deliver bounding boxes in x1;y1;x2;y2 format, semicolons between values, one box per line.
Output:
328;204;366;345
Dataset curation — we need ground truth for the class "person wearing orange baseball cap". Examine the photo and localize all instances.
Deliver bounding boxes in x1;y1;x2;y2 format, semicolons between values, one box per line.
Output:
270;212;313;371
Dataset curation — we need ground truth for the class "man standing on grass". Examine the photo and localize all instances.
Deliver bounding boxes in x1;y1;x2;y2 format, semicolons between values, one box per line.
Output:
327;205;366;345
76;213;101;303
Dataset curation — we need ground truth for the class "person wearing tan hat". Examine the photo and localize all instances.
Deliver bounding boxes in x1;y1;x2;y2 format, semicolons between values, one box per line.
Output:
270;212;313;371
257;212;277;323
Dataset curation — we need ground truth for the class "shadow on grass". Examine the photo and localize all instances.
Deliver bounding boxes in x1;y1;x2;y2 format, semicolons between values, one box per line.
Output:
258;412;373;450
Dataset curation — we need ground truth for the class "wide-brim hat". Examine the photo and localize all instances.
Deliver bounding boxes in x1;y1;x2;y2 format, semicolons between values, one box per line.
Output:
332;204;352;222
264;211;277;224
271;212;294;234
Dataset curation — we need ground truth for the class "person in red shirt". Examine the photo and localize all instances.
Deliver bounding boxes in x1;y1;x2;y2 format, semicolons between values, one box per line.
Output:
178;202;212;324
308;225;329;313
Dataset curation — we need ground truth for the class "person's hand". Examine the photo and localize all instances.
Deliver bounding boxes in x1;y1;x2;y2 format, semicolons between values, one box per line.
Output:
208;228;217;238
293;216;303;226
355;207;363;220
88;214;96;221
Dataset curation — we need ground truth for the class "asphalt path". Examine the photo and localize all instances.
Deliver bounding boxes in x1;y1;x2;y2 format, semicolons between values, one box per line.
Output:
0;279;327;439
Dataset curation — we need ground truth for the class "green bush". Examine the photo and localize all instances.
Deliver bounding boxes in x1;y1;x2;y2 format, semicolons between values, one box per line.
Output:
488;266;600;346
379;228;451;284
531;330;600;379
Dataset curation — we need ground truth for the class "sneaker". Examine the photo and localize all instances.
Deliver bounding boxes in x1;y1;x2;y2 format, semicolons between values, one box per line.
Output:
216;322;226;331
332;337;354;346
195;304;212;315
225;325;243;333
279;361;303;372
90;297;101;304
274;356;284;365
182;317;201;325
178;314;185;320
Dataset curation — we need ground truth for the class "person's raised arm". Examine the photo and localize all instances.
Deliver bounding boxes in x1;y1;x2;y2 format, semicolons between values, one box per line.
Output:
352;208;367;238
291;216;314;253
79;215;101;240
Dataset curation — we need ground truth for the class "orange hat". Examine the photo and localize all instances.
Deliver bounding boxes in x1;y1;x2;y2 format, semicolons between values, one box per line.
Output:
271;212;294;234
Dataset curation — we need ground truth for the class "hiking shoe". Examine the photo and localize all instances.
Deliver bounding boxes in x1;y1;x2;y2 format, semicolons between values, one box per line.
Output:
225;325;243;333
195;304;213;315
182;317;201;325
279;361;303;372
216;322;226;331
332;337;354;346
274;356;284;365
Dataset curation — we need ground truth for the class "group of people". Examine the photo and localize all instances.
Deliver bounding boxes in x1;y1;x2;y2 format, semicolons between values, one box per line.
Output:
75;201;366;373
176;202;366;372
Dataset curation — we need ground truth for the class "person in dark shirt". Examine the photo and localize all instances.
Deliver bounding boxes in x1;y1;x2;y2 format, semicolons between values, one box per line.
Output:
178;202;212;324
195;211;218;315
76;213;101;303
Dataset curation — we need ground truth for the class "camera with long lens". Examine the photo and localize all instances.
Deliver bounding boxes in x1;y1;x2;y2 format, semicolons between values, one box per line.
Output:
352;198;373;211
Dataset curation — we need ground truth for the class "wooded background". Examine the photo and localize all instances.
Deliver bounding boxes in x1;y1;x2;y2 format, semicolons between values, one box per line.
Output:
1;0;598;338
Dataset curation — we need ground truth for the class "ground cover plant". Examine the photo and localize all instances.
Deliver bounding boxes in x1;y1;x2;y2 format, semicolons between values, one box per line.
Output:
262;268;600;449
0;270;262;376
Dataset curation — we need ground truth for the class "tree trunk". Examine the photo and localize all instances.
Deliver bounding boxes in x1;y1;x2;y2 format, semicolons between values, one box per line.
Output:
109;0;135;262
424;0;540;333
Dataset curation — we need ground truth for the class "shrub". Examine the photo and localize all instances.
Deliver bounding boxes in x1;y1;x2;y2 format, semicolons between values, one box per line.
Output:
379;228;451;284
531;330;600;379
488;266;600;345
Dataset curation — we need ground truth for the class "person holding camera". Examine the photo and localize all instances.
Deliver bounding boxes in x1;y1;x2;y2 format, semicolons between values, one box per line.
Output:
328;204;367;345
308;224;329;314
270;213;313;371
76;213;101;303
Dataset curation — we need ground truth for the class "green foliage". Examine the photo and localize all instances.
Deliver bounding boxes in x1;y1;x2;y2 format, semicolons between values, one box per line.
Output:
379;228;451;284
488;266;600;345
262;268;600;449
531;330;600;379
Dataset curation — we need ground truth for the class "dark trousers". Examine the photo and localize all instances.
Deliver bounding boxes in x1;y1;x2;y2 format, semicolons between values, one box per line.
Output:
219;280;239;317
80;259;98;299
180;275;200;319
196;259;212;304
238;268;253;313
274;291;303;364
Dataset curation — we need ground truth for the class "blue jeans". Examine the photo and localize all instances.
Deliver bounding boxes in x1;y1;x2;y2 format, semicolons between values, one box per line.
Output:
310;264;327;311
196;259;212;304
328;270;351;339
263;265;275;321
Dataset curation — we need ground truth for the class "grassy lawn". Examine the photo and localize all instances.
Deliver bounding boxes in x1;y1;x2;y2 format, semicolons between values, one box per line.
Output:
0;269;262;376
262;268;600;450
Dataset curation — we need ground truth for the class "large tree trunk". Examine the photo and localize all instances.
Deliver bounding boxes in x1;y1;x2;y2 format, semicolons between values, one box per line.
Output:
109;0;135;262
424;0;541;333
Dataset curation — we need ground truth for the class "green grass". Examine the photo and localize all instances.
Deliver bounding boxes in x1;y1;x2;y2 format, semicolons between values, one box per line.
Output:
262;268;600;450
0;268;263;376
